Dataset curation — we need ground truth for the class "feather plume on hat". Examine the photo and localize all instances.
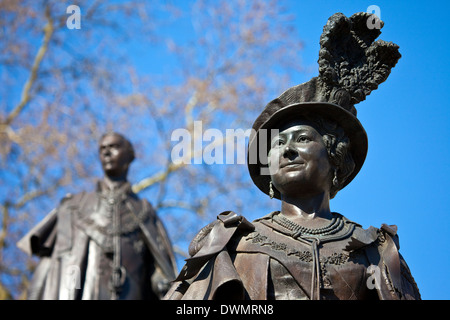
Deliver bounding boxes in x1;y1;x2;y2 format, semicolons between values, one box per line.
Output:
248;12;401;198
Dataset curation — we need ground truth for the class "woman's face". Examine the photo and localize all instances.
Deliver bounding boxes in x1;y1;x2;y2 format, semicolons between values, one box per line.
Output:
268;120;332;198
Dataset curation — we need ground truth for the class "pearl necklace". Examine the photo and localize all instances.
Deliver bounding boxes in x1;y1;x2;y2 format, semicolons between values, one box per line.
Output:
273;212;344;238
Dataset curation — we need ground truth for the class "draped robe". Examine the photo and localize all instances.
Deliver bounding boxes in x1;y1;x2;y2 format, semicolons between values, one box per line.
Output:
164;211;420;300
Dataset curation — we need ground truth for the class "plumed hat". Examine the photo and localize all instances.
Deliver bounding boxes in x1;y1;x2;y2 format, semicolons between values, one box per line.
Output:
247;12;401;199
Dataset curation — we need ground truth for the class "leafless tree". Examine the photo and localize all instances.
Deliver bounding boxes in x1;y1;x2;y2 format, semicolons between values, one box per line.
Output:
0;0;304;299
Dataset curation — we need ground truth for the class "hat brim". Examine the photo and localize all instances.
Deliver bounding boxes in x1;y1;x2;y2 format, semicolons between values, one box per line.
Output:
247;102;368;199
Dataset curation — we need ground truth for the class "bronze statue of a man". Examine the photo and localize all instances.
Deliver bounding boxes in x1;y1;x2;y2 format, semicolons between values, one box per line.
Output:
18;132;177;300
164;12;420;300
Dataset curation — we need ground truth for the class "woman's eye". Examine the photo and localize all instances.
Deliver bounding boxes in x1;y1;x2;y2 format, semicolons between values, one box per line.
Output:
272;139;285;147
297;136;311;142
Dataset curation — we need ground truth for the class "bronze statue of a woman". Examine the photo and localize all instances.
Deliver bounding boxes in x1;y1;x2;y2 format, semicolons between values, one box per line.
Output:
164;12;420;300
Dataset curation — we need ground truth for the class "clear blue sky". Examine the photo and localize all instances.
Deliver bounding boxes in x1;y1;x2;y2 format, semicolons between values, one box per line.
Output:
274;1;450;300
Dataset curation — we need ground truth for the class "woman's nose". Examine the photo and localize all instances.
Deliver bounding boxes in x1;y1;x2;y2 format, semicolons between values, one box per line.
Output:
283;145;298;159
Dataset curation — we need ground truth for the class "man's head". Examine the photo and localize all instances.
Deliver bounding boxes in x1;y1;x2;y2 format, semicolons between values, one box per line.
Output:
98;132;135;179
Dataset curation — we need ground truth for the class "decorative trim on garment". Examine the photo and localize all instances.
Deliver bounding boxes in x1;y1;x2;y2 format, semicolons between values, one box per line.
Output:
245;231;350;265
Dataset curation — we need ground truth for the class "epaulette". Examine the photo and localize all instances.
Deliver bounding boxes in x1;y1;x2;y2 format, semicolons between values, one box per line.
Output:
175;211;254;281
380;223;400;249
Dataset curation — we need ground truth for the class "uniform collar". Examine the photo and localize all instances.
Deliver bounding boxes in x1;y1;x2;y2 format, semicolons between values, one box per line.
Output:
96;179;134;198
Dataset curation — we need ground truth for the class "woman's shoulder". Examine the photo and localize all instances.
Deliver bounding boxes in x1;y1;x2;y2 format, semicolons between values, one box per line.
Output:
171;211;254;284
339;214;401;252
341;217;421;299
187;211;255;257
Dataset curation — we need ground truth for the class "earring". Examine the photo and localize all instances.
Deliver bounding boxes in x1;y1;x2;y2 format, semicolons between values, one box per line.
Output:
269;181;275;199
332;169;339;188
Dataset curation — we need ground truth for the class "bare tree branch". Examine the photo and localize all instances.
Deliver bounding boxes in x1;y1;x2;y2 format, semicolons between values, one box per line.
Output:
0;0;304;298
3;5;54;126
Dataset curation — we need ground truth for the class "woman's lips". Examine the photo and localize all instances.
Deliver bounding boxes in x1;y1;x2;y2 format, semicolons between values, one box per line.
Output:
280;161;304;169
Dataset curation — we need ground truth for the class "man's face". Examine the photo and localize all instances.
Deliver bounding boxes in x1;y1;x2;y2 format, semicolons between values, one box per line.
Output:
99;134;132;178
